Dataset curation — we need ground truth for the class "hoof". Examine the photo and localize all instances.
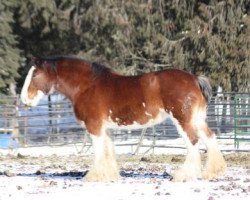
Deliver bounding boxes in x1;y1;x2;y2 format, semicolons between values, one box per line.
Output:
202;161;226;180
172;167;201;182
202;153;226;180
85;168;120;182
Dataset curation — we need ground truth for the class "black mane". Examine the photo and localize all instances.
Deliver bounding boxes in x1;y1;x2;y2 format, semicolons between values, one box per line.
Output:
32;55;112;76
91;62;112;77
33;55;90;65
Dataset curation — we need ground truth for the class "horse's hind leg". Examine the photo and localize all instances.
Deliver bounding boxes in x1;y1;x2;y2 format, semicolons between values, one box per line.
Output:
86;130;119;182
171;119;202;182
197;124;226;179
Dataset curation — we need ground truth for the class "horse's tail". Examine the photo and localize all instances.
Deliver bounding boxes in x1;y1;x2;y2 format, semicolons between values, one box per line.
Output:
197;75;212;102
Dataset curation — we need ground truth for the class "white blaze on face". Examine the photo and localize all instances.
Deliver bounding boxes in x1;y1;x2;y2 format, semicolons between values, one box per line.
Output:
21;66;45;107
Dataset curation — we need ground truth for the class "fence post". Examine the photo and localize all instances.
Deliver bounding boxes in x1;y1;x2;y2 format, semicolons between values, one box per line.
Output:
133;128;147;155
234;94;250;148
234;95;238;148
11;97;20;146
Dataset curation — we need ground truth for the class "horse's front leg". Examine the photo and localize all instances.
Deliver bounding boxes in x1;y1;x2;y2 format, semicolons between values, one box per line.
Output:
86;128;119;182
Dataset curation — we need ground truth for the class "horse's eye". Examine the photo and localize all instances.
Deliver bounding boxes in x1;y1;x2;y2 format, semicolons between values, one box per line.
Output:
32;68;39;78
32;72;38;78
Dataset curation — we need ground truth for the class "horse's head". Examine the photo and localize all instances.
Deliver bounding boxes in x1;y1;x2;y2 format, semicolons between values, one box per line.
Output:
21;58;56;106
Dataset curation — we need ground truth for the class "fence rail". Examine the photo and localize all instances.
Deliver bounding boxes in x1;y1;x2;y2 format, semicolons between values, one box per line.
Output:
0;93;249;151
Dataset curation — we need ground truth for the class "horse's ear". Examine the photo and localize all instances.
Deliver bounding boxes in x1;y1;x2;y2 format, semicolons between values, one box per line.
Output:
32;57;43;67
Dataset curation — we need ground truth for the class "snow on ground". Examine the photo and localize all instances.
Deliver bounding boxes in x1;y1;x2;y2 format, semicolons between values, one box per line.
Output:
0;167;249;200
0;138;249;200
0;159;249;200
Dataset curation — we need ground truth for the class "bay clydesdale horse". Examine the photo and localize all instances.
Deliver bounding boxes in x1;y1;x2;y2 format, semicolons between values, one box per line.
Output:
21;56;226;182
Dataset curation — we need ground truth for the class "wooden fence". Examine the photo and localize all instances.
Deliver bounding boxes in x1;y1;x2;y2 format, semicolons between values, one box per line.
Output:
0;93;249;151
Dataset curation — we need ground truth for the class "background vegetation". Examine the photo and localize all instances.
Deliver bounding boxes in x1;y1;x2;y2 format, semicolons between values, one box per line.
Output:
0;0;249;95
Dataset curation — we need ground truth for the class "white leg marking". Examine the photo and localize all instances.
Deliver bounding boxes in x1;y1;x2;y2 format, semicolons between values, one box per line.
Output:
91;133;108;163
86;130;119;182
192;107;226;179
198;130;226;179
191;108;207;129
21;66;44;106
170;115;202;181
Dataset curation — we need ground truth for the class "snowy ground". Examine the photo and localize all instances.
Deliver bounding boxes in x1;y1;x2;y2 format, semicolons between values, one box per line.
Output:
0;139;249;200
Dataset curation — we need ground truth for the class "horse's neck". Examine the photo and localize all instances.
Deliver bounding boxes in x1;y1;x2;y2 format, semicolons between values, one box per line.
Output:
55;65;93;101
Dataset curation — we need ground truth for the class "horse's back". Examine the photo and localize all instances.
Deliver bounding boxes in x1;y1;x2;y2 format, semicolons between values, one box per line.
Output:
104;68;203;110
156;68;198;88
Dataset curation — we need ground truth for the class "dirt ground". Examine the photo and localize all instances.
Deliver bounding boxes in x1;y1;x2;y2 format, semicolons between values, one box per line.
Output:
0;152;249;177
0;151;249;200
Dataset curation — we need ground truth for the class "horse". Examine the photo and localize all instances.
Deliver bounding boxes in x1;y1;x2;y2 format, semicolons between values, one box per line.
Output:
21;56;226;182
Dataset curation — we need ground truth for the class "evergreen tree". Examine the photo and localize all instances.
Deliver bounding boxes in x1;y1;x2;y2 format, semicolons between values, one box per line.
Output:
0;0;22;95
14;0;81;92
63;0;249;91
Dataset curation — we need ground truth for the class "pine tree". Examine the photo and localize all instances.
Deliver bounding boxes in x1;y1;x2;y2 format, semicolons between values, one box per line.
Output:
0;0;22;95
11;0;249;93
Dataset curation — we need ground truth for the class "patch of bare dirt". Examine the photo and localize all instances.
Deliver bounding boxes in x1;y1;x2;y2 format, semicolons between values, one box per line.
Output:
0;152;249;168
119;152;250;167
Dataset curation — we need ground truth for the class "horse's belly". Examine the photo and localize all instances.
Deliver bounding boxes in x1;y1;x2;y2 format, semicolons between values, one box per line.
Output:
105;108;170;130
